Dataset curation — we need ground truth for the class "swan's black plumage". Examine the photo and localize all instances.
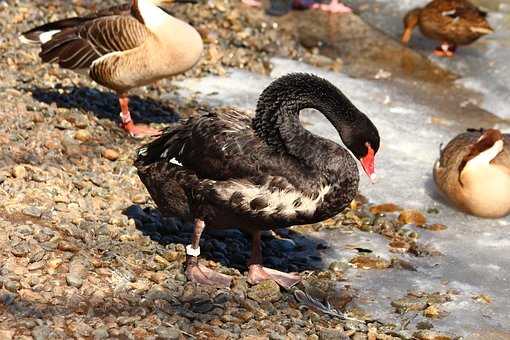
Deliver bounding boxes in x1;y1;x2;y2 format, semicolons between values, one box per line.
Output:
135;73;380;233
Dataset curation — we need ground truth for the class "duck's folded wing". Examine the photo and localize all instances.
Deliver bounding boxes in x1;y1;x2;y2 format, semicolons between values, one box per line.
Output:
34;15;150;70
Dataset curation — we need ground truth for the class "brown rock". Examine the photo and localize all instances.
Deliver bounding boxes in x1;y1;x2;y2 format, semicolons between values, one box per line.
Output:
247;280;281;302
102;148;119;161
398;210;427;226
369;203;402;214
74;129;91;142
350;255;391;270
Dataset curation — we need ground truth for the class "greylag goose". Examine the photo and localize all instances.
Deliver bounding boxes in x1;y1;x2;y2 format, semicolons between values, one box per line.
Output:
135;73;380;288
434;128;510;218
401;0;493;57
20;0;203;137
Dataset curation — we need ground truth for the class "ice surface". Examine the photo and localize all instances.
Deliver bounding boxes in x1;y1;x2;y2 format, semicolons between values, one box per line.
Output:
169;56;510;336
355;0;510;118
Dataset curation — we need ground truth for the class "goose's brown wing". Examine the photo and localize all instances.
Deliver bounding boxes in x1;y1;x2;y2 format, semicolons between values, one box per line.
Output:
38;15;151;70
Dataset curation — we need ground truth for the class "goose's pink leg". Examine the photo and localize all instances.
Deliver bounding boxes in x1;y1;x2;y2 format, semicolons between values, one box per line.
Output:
185;219;232;287
247;230;301;289
118;95;160;138
312;0;352;13
242;0;262;7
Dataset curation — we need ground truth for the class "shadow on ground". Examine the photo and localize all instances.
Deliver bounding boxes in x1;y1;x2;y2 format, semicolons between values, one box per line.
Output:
124;205;327;274
30;86;180;125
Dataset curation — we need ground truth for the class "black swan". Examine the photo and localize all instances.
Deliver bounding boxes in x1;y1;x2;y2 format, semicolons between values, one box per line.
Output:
135;73;380;288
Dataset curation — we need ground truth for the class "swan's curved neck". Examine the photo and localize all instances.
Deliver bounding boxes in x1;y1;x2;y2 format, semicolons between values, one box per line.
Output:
252;85;359;162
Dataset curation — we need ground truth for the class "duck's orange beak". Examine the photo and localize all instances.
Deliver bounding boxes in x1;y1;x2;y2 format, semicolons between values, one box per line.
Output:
360;143;376;183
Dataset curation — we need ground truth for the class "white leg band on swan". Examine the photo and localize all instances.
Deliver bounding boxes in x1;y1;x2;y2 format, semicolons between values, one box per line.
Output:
186;245;200;257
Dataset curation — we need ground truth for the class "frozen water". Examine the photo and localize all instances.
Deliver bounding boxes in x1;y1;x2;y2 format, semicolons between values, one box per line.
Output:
168;56;510;336
354;0;510;118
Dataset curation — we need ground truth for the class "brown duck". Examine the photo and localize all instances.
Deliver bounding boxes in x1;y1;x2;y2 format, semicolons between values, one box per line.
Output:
434;128;510;218
135;73;380;288
401;0;493;57
20;0;203;137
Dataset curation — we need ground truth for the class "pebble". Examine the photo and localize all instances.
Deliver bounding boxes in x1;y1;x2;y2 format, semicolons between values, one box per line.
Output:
391;296;428;313
12;165;27;179
319;328;350;340
155;326;181;339
22;206;43;218
413;330;452;340
74;129;91;142
247;280;281;303
102;148;119;161
66;273;83;288
398;210;427;226
350;255;391;270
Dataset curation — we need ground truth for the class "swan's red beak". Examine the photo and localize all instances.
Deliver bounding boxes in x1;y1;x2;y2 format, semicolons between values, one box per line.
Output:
360;143;376;183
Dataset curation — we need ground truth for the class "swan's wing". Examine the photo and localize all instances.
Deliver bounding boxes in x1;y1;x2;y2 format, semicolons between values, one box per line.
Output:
136;109;278;181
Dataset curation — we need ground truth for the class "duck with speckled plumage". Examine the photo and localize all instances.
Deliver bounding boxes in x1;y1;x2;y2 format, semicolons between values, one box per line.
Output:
401;0;493;57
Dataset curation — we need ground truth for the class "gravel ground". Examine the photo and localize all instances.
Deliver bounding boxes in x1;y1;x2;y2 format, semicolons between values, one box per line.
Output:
0;0;456;339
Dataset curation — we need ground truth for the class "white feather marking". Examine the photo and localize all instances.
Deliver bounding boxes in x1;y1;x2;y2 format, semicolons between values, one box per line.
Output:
91;51;124;67
466;140;504;168
169;158;182;166
160;149;169;158
39;30;61;43
137;0;170;30
138;147;148;156
442;9;457;17
219;180;331;216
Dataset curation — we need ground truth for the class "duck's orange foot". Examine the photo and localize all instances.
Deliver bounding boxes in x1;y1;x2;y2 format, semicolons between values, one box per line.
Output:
433;43;456;58
186;259;232;287
121;120;161;138
242;0;262;7
312;0;351;13
247;264;301;289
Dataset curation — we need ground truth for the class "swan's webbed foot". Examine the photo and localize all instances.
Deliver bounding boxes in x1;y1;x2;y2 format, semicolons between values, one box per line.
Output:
248;264;301;289
186;256;232;287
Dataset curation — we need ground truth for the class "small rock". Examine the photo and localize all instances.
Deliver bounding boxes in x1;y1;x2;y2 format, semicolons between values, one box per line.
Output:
319;328;349;340
132;194;147;204
66;273;83;288
421;223;447;231
0;330;14;340
398;210;427;226
3;279;20;292
22;206;43;218
32;325;51;340
350;255;391;270
12;165;27;179
391;296;427;313
102;148;119;161
369;203;402;214
413;330;452;340
423;305;441;318
92;327;109;339
74;129;91;142
155;326;181;339
247;279;281;302
388;238;410;253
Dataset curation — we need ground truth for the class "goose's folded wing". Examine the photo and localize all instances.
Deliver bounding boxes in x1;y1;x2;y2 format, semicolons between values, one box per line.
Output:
38;15;151;70
21;4;131;43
